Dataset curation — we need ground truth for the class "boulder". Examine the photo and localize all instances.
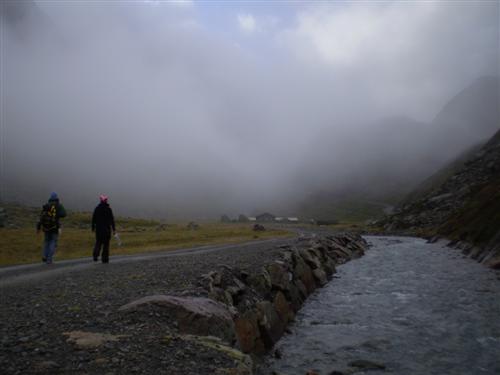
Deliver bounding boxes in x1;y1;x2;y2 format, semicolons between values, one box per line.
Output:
273;291;294;324
293;255;316;294
486;256;500;269
234;310;264;354
312;268;328;286
119;295;235;343
285;281;305;312
266;262;290;291
247;269;272;297
299;248;322;269
256;301;285;348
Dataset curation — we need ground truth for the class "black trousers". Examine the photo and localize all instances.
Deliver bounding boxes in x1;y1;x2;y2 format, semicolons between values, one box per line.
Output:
93;234;111;263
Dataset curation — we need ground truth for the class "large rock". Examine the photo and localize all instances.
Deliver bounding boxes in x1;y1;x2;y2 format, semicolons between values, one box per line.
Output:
200;267;247;307
234;310;264;354
293;255;316;294
299;248;322;269
247;270;272;297
486;256;500;269
285;281;305;312
256;301;285;348
266;262;290;291
119;295;235;343
312;268;328;286
273;291;294;325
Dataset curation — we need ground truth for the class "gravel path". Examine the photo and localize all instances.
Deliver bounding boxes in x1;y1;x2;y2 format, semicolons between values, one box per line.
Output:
0;238;288;287
0;237;297;374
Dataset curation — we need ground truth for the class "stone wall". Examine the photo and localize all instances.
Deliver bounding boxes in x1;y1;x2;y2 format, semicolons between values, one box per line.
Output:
119;233;368;361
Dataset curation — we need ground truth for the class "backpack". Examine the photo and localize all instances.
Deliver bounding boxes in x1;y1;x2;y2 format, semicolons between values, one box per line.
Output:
41;203;58;232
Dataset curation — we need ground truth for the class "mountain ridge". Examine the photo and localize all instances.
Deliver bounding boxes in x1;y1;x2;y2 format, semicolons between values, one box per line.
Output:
378;129;500;268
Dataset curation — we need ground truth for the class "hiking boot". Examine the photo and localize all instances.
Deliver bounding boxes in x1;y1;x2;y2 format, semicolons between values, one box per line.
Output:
42;257;46;263
93;257;98;262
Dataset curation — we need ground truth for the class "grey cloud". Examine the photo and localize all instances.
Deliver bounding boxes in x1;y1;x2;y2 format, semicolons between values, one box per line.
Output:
1;1;498;219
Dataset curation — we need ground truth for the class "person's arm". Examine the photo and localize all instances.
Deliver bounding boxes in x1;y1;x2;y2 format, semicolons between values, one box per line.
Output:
92;208;97;232
36;207;43;233
58;204;67;218
110;208;116;233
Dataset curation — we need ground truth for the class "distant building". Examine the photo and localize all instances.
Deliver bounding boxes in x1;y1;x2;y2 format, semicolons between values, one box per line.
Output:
220;214;231;223
248;217;257;222
287;217;299;223
238;214;250;223
274;217;284;222
256;212;275;222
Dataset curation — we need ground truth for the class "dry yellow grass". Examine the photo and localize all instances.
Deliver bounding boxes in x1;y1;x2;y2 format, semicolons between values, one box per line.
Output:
0;224;291;266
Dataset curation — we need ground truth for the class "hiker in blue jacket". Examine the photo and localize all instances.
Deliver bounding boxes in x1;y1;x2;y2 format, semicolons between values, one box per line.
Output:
92;195;116;263
37;192;67;264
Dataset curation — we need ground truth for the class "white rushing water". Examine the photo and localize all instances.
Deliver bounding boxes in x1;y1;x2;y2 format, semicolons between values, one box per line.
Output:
262;236;500;375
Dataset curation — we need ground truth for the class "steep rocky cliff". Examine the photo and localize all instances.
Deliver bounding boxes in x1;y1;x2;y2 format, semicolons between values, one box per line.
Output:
379;129;500;267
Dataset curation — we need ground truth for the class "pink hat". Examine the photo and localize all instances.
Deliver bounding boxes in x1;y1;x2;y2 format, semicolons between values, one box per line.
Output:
99;194;108;203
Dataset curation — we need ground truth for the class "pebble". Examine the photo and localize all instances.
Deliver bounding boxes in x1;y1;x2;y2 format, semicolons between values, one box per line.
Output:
348;359;386;370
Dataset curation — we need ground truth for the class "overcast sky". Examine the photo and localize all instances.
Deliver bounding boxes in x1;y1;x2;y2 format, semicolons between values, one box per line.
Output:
1;0;499;218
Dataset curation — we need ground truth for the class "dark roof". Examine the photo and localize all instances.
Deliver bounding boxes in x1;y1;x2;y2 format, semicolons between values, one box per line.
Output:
256;212;275;218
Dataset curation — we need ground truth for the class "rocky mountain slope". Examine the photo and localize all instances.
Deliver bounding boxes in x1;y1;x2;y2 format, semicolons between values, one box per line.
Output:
378;129;500;267
298;76;499;222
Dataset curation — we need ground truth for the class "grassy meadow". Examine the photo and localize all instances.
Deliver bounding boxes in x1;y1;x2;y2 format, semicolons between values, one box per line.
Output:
0;204;291;266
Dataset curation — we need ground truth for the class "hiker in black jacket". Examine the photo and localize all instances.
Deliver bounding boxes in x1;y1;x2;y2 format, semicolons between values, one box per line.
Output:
92;195;116;263
37;192;67;264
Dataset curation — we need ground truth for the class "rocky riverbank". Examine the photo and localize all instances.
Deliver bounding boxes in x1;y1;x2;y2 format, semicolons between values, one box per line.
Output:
375;129;500;269
0;233;367;375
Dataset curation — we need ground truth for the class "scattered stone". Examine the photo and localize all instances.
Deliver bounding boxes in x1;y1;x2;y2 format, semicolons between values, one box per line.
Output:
35;360;59;370
253;224;266;231
348;359;386;370
63;331;126;349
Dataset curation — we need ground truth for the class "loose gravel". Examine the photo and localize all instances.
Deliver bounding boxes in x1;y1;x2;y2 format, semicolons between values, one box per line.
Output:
0;238;294;374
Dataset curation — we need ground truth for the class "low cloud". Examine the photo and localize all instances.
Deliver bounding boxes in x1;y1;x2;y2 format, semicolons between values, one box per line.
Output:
1;1;498;218
238;13;257;33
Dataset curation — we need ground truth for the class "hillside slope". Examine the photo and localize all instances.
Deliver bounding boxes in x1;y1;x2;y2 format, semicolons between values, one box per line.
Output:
297;76;499;222
379;130;500;267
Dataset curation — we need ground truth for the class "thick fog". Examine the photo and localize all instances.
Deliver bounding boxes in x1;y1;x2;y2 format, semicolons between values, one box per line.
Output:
1;1;499;219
